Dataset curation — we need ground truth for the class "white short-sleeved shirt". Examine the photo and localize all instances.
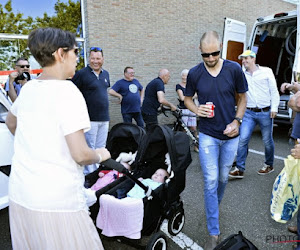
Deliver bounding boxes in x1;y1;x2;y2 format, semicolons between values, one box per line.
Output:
9;79;91;212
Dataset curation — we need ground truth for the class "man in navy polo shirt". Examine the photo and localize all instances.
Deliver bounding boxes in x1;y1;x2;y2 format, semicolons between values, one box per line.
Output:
109;66;144;128
72;47;110;175
184;31;248;250
141;69;177;131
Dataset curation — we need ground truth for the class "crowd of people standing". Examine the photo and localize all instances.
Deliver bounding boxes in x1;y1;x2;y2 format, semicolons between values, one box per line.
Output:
4;27;300;250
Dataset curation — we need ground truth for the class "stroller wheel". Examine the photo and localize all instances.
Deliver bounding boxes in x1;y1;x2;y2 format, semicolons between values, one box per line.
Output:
168;210;185;236
146;232;167;250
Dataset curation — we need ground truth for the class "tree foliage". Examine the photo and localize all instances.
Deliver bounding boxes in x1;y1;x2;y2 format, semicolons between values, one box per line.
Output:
0;0;34;34
34;0;81;33
0;0;34;70
0;0;82;70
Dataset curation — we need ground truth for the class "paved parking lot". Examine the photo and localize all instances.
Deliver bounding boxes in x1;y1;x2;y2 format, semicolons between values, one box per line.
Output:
0;124;297;249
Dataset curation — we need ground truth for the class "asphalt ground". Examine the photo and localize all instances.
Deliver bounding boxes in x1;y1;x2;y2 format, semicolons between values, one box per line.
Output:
0;124;297;250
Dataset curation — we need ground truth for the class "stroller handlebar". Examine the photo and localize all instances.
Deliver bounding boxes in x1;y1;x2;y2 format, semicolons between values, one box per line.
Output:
101;158;129;174
158;105;181;117
101;159;154;197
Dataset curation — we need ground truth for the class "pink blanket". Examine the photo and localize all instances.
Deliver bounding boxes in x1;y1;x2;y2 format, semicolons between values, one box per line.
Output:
91;170;119;191
96;194;144;239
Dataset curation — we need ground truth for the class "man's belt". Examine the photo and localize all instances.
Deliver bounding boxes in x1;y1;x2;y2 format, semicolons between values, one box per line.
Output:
247;106;270;112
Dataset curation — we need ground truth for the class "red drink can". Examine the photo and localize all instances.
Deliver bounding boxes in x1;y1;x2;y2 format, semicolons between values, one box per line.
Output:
206;102;214;118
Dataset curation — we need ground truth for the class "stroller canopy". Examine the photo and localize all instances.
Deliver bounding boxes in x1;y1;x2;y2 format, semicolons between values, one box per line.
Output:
106;123;145;160
136;125;192;174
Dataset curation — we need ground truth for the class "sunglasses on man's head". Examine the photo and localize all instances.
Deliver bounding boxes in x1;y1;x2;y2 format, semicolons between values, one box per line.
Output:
201;51;221;58
90;47;102;52
16;65;30;68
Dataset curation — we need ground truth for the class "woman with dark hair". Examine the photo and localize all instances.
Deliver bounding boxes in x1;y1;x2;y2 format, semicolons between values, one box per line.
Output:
5;27;109;249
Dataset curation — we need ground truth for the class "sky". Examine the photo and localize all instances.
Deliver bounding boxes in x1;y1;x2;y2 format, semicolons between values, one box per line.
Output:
1;0;72;18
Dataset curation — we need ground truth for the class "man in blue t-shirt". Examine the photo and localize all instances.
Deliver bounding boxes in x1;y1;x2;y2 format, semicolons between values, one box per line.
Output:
72;47;110;175
184;31;248;250
109;67;144;128
141;69;177;131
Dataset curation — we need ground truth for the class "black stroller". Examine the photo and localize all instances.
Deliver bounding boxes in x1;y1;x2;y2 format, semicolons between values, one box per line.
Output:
86;122;145;221
87;123;192;249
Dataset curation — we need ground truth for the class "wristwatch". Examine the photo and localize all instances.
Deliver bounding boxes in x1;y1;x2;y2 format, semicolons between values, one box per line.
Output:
234;117;243;124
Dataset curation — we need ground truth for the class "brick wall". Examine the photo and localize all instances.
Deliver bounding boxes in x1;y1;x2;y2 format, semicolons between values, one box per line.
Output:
83;0;294;127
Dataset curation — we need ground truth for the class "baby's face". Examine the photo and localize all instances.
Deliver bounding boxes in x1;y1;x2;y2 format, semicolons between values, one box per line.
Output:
152;169;168;183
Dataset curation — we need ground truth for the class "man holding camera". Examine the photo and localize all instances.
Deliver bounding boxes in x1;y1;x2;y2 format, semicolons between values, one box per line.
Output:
5;58;31;102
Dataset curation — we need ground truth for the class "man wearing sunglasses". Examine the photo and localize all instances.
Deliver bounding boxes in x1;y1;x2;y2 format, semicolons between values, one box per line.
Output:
184;31;248;250
5;58;31;102
72;46;110;175
108;67;144;128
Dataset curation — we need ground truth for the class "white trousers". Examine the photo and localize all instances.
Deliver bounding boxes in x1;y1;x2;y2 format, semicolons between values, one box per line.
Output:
84;121;109;175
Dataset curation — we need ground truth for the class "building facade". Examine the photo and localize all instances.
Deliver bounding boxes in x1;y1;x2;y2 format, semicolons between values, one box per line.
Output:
82;0;294;126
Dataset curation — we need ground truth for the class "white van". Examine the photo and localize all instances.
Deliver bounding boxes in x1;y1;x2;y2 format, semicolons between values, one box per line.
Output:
222;10;299;125
0;90;13;209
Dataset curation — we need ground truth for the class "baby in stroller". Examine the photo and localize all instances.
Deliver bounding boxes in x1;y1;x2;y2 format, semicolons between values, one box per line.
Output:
96;167;170;239
90;151;137;191
127;168;169;199
90;123;192;248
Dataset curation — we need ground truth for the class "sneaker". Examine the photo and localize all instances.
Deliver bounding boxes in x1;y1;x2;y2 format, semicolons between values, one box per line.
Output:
229;166;244;179
194;146;199;153
257;165;274;175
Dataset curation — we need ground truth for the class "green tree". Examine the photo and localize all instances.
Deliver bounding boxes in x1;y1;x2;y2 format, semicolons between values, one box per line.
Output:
0;0;34;70
0;0;83;70
34;0;81;33
34;0;84;69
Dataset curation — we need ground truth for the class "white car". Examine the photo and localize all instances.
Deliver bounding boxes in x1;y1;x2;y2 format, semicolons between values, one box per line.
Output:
0;89;13;209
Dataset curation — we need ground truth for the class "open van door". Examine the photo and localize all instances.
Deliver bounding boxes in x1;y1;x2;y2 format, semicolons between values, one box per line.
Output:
222;18;247;65
292;5;300;82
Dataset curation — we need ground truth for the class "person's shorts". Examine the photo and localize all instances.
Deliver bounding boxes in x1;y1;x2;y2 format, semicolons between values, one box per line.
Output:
181;109;197;127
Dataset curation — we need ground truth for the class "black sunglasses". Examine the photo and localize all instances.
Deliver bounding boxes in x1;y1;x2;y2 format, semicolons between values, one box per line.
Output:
73;48;79;56
16;65;30;68
90;47;102;52
62;47;79;56
201;51;220;58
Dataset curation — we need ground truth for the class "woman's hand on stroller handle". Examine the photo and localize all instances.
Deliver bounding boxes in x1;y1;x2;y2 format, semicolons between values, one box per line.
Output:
95;148;111;163
101;158;129;174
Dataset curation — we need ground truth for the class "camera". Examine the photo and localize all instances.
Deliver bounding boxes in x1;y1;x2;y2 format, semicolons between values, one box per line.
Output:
15;72;31;83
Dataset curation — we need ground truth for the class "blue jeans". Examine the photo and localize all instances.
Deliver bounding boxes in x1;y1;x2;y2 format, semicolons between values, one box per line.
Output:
198;133;239;235
236;109;274;172
122;112;144;128
84;121;109;175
